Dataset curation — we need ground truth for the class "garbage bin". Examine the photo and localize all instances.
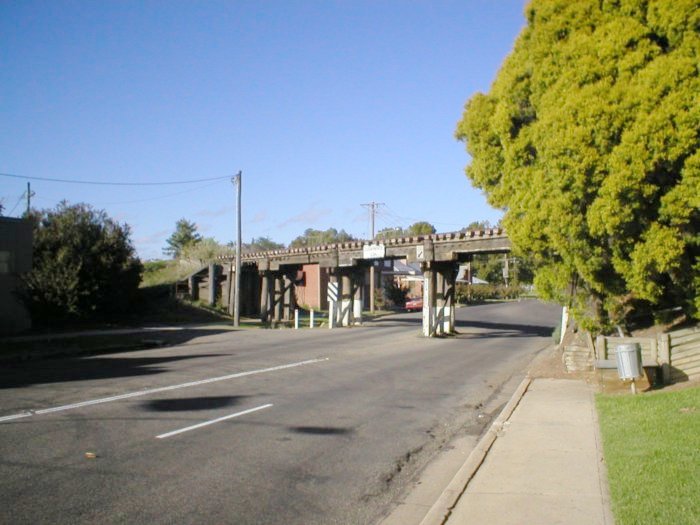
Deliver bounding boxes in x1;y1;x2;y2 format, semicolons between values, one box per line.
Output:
615;343;642;380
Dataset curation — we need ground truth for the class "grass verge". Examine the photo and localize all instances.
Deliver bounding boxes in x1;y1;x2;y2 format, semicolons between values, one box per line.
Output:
596;386;700;525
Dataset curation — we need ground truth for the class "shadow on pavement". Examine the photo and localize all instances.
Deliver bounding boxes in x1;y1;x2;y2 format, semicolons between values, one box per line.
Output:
0;353;227;390
455;319;554;338
288;426;355;436
368;314;554;338
142;395;251;412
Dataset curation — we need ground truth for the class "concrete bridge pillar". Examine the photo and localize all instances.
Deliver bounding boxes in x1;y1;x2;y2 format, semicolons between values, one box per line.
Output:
340;273;352;327
436;262;457;335
328;271;340;328
353;270;364;325
422;264;436;337
422;262;457;337
328;268;364;328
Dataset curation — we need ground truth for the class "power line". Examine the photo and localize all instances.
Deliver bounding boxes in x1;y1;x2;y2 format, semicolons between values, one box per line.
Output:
0;172;232;186
7;192;25;217
97;180;225;205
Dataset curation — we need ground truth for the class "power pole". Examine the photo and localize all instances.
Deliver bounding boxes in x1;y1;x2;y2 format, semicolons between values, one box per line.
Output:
232;171;242;328
361;202;385;312
26;182;34;216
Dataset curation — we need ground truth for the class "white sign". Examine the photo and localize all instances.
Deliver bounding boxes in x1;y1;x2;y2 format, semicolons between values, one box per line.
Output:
363;244;386;259
327;282;339;302
416;245;425;260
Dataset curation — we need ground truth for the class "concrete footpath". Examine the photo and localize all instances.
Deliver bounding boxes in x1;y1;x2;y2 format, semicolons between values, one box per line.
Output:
419;378;614;525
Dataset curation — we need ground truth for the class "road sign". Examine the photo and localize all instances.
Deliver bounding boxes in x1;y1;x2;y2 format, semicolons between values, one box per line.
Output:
363;244;385;259
327;282;339;303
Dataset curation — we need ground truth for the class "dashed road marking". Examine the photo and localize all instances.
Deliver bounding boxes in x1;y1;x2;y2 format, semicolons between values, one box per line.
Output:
156;403;274;439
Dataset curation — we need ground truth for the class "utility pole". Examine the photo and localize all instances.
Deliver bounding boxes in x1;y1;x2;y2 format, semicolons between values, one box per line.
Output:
361;202;385;313
26;182;34;216
232;171;242;327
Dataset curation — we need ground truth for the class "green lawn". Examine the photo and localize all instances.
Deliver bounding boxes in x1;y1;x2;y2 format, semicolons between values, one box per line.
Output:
596;386;700;525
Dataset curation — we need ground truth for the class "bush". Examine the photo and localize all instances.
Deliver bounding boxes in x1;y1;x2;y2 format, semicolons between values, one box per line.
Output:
456;283;527;304
384;281;409;307
19;202;143;326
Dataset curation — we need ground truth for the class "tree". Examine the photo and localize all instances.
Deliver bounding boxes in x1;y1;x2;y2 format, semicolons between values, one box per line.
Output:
289;228;355;248
164;219;201;258
462;220;494;232
375;222;436;240
19;202;142;324
246;236;285;252
456;0;699;331
180;237;232;266
406;221;436;236
375;227;404;241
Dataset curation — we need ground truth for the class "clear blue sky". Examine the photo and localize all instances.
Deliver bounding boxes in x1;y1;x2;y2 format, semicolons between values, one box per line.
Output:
1;0;527;260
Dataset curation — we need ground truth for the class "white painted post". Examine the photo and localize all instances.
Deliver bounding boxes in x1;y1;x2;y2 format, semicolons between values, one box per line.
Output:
422;267;435;337
341;274;352;327
310;309;315;329
328;302;335;329
353;276;363;325
559;306;569;345
294;309;299;329
327;280;339;329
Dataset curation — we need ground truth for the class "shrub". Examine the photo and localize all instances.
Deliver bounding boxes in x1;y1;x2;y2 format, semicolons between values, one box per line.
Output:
384;280;409;307
19;202;142;325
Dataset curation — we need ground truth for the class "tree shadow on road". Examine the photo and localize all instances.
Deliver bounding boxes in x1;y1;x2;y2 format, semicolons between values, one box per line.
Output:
142;395;251;412
0;352;229;389
454;319;555;338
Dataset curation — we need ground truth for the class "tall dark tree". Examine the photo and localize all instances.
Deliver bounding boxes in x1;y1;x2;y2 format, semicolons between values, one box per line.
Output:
20;202;142;324
164;218;201;259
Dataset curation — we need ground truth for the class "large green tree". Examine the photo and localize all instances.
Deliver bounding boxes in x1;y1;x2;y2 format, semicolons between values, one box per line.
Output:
456;0;699;330
20;202;142;324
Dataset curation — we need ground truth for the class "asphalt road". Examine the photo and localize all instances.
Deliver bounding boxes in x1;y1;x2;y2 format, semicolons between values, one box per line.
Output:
0;300;559;525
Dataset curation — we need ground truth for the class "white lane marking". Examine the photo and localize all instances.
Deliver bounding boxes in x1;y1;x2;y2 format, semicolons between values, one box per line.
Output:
0;413;33;423
156;403;273;439
0;358;328;423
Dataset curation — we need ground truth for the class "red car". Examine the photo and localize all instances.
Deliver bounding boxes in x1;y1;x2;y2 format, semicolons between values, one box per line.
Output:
405;297;423;312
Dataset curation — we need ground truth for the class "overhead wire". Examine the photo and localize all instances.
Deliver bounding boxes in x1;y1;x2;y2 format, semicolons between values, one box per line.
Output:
0;171;232;186
381;204;468;230
96;180;227;205
6;191;26;217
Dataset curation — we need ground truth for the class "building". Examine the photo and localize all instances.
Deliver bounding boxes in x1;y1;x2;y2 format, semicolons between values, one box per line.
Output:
0;217;33;334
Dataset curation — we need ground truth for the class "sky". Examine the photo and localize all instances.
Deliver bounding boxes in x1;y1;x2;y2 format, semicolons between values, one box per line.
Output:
1;0;528;260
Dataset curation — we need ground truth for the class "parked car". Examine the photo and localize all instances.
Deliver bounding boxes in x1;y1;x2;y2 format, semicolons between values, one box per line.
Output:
405;297;423;312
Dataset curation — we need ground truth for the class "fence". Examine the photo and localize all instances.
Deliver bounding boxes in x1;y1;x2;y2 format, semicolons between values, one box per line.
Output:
595;325;700;384
668;326;700;383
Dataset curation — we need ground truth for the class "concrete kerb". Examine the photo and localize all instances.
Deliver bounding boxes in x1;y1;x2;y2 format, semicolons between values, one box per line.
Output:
418;376;533;525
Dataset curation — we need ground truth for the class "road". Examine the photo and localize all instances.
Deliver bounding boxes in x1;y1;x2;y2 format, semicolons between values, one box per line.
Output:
0;300;559;525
